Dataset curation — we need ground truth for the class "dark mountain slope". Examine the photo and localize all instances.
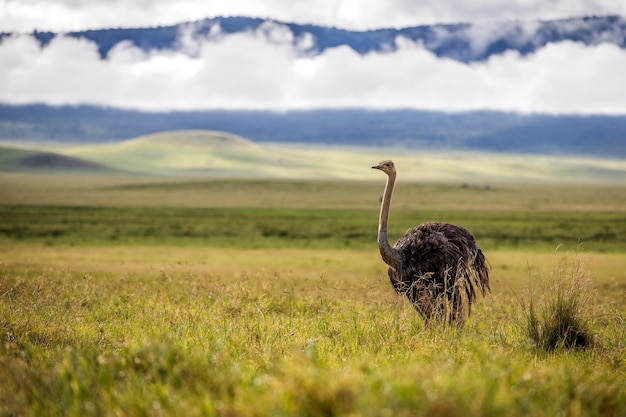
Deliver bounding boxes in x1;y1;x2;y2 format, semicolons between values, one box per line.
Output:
1;105;625;157
3;15;625;63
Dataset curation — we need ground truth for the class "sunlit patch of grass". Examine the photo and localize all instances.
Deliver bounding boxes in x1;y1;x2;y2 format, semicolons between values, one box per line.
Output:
1;194;625;416
1;244;626;416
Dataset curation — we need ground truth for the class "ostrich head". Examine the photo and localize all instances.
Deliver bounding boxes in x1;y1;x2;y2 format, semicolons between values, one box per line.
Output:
371;160;396;175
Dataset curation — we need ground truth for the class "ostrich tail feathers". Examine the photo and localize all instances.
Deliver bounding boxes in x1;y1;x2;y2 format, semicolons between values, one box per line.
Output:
462;248;491;307
472;248;491;295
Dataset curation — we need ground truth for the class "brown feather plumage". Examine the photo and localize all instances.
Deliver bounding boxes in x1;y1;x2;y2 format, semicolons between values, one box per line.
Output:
390;221;490;323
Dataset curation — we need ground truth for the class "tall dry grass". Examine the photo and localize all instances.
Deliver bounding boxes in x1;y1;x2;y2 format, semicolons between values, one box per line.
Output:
517;249;597;351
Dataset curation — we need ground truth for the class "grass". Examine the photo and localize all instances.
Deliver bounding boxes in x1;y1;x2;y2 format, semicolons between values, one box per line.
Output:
0;205;625;252
518;251;596;350
101;179;626;212
1;245;625;416
2;173;626;211
0;175;625;253
0;174;625;416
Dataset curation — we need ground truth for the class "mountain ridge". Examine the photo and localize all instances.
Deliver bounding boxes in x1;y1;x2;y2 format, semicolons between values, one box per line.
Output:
1;104;625;158
2;14;624;63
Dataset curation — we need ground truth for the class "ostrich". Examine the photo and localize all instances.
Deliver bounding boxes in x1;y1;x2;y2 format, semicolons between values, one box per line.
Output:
372;160;490;324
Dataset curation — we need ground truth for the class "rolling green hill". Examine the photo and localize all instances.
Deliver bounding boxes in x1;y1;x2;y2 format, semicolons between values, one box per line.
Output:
2;130;626;183
62;130;290;178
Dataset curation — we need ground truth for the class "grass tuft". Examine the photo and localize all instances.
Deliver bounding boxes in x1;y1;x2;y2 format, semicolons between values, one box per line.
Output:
518;249;596;351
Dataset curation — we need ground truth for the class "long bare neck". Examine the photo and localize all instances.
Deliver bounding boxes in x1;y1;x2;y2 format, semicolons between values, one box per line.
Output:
378;171;402;269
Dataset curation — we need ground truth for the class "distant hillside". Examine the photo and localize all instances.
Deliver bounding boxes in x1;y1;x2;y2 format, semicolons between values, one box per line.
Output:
125;130;258;148
2;131;626;182
1;104;626;157
4;15;625;63
62;130;274;176
0;146;113;172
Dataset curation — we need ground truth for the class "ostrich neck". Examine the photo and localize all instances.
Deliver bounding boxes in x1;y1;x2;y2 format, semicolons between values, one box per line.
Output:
378;172;403;269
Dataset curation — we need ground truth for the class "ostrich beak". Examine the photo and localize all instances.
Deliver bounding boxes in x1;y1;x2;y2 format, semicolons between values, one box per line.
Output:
372;164;381;170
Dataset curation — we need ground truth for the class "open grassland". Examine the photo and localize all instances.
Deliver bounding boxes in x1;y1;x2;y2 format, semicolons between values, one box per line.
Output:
1;246;625;416
1;206;625;253
2;172;626;211
1;173;625;416
1;174;626;252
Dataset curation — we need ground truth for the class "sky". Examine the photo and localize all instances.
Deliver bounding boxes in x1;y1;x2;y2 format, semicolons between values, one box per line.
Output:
1;0;626;114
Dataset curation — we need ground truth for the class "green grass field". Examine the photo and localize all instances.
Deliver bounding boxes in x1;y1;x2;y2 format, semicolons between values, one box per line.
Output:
1;172;626;416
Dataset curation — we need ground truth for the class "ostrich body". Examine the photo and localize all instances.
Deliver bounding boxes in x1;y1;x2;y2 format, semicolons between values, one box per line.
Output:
372;160;490;324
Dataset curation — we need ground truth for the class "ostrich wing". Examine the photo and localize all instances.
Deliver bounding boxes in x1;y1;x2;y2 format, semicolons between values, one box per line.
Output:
391;222;490;314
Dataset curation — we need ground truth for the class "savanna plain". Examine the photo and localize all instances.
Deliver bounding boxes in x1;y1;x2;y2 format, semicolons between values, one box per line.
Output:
1;173;626;417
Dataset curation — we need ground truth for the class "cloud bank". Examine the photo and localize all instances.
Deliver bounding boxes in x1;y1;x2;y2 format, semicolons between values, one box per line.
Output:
1;22;625;114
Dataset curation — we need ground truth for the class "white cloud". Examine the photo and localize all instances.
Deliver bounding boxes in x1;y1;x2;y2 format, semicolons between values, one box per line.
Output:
1;24;625;114
2;0;626;32
2;1;624;115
